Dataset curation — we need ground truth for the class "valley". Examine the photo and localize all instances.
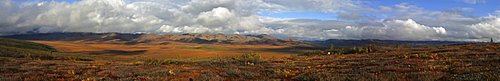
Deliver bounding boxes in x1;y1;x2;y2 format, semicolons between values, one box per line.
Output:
28;40;298;59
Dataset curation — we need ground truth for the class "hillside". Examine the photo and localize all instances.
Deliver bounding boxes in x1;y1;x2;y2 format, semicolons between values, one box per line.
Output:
1;33;311;46
0;38;57;59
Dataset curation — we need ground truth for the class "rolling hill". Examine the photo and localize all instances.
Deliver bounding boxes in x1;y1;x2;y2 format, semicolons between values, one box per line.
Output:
1;32;312;46
0;38;57;59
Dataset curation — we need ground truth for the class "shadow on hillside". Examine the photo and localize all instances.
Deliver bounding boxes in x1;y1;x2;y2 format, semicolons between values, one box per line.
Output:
85;50;147;56
239;46;328;54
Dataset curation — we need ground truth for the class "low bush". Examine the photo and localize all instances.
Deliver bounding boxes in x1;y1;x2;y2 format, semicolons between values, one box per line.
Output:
144;58;172;65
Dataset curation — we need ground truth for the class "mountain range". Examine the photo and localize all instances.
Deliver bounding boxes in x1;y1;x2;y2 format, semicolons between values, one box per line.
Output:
307;39;480;48
0;32;311;46
1;32;479;47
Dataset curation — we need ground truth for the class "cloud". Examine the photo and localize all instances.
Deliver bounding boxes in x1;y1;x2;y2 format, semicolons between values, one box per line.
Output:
459;0;486;4
462;17;500;39
443;8;475;17
341;19;447;40
0;0;360;37
0;0;16;24
357;2;499;40
337;13;365;20
261;0;361;13
493;10;500;16
195;7;236;27
242;17;356;39
337;12;377;20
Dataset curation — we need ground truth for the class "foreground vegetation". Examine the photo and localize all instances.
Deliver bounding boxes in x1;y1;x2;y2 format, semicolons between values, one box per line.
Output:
0;38;499;80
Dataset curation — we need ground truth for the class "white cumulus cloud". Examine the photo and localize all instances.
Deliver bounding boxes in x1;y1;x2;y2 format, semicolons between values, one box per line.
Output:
341;19;447;40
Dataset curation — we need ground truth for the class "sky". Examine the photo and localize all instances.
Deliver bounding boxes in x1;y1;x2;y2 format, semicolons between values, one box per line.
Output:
1;0;500;41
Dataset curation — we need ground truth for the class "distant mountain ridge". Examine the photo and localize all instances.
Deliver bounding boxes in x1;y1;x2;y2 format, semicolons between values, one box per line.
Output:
135;33;304;45
307;39;480;48
1;32;480;47
0;32;311;46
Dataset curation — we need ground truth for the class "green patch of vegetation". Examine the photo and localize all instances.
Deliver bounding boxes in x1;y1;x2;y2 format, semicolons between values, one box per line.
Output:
238;51;262;59
175;45;228;51
63;56;94;61
0;38;57;52
299;50;324;56
0;38;94;61
144;58;172;65
231;51;263;63
0;38;58;60
418;53;428;57
317;44;378;56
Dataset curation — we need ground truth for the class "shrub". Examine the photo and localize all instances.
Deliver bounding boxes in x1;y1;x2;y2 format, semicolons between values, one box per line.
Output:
323;46;372;55
233;51;262;63
63;57;94;61
418;53;428;57
144;58;171;65
238;51;262;59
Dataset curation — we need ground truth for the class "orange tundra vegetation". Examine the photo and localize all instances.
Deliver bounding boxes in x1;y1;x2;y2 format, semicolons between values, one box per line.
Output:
29;40;298;59
1;33;499;80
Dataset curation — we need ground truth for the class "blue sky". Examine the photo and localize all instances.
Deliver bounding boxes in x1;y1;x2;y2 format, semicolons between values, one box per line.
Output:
3;0;500;41
389;0;500;16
